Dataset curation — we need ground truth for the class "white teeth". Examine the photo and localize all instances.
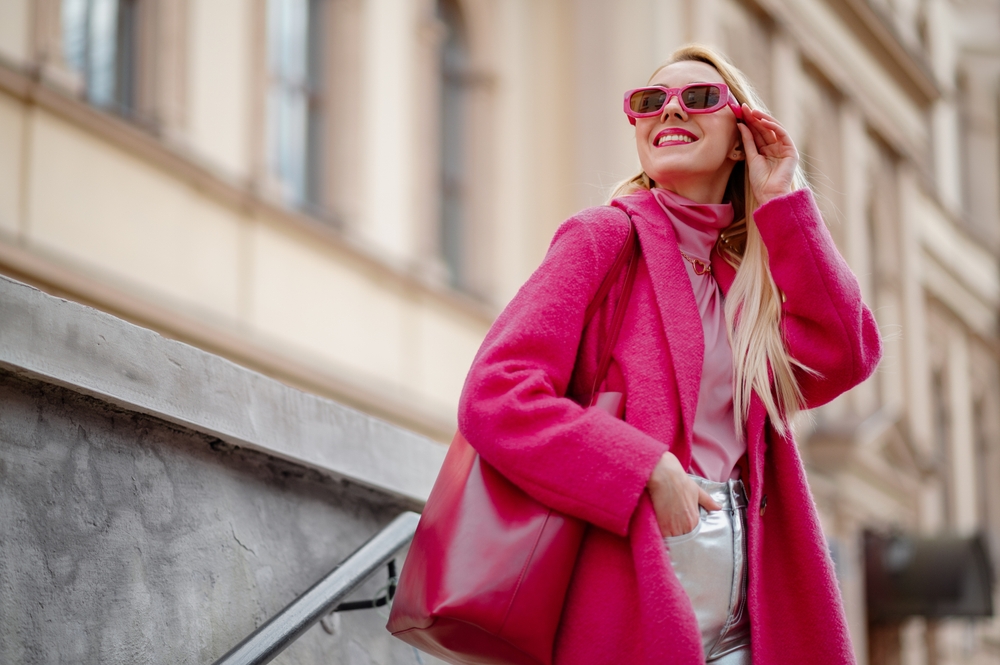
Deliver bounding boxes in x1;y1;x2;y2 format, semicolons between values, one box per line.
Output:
657;134;695;146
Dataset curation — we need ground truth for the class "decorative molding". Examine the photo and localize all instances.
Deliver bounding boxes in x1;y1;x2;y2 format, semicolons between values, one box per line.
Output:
0;239;459;442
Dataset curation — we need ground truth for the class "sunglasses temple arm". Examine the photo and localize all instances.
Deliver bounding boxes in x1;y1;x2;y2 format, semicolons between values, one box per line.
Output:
728;93;744;120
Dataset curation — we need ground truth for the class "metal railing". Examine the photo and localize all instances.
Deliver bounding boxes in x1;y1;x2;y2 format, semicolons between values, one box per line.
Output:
212;511;420;665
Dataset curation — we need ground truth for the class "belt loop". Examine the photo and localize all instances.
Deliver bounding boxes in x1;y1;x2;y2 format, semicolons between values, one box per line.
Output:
728;479;748;509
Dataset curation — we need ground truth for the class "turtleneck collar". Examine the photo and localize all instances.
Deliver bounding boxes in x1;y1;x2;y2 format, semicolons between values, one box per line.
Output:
650;187;734;262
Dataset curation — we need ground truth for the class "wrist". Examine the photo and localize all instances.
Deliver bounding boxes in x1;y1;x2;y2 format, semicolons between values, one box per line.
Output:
755;188;794;208
647;451;684;490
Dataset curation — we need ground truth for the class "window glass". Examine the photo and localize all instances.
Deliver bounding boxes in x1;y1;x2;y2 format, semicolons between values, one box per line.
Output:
267;0;324;209
62;0;138;115
437;0;469;289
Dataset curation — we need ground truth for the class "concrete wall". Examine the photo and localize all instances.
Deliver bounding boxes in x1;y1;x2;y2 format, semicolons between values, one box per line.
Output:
0;275;446;664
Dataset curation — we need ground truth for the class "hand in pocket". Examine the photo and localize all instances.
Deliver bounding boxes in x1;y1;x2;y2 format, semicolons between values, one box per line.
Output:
647;451;722;538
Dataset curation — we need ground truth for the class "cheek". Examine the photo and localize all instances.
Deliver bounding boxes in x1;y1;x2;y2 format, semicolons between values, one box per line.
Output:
691;125;736;163
704;118;740;151
634;126;656;166
634;122;654;148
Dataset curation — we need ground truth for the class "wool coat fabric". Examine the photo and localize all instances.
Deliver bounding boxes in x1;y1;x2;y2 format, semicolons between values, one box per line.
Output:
457;188;883;665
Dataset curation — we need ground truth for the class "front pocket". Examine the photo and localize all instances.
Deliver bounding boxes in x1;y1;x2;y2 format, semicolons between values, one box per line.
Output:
662;511;705;546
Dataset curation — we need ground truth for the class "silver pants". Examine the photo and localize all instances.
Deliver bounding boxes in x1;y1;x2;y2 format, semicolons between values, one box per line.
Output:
663;476;751;664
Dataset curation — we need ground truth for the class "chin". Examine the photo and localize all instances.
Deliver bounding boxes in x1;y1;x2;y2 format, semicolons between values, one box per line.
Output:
644;164;709;185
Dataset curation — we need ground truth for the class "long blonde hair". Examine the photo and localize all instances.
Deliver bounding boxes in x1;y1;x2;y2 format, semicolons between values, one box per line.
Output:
611;44;812;437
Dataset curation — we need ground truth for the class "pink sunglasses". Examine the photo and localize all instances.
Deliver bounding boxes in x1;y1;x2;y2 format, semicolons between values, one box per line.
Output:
623;83;744;125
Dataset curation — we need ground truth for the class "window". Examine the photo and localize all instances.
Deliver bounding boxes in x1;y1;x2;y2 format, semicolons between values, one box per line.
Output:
437;0;471;289
266;0;325;211
62;0;142;117
932;369;953;526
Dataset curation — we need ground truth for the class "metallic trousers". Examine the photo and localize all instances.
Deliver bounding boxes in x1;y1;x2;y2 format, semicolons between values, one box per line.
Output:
663;476;751;664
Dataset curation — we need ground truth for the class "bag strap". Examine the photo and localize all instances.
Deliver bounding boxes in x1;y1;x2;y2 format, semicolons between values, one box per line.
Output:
584;217;637;326
584;216;640;405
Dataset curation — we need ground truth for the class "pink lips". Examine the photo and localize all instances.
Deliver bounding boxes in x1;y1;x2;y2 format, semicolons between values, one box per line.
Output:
654;127;698;146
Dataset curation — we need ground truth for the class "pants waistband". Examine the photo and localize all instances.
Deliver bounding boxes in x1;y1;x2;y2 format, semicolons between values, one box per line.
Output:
688;475;748;511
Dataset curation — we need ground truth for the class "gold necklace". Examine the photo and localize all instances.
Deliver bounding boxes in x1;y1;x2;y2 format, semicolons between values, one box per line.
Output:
679;250;712;275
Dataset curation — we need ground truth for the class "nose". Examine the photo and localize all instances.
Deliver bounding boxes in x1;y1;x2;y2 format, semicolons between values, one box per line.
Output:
659;92;687;121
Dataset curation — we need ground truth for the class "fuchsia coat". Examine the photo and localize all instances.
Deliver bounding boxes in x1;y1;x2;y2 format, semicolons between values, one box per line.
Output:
457;188;882;665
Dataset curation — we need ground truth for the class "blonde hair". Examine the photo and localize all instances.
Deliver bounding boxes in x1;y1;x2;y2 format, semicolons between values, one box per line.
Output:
611;44;812;437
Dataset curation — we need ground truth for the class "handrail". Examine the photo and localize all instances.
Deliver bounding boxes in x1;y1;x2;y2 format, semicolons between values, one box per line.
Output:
212;511;420;665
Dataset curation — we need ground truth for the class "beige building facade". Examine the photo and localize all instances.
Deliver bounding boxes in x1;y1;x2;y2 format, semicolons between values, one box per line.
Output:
0;0;998;663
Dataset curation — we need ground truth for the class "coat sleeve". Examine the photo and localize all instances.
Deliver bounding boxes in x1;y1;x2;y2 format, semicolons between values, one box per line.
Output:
753;189;883;409
457;210;668;537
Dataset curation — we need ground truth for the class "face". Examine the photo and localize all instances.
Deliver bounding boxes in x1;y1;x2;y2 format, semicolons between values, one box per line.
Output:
634;60;744;203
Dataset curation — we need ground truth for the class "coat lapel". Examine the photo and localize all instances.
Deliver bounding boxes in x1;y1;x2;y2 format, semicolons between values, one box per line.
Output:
613;192;703;451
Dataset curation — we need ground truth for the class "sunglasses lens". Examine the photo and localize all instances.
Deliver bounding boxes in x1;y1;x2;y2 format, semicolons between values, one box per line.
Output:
630;89;667;114
681;85;722;110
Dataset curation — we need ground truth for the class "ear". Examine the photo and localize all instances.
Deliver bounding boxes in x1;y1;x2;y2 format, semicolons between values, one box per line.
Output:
730;133;746;161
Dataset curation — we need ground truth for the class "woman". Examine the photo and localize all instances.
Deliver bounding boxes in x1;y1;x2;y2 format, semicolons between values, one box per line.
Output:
457;45;881;665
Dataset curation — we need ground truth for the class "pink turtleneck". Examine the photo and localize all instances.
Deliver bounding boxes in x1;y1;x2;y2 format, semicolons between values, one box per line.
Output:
651;187;745;482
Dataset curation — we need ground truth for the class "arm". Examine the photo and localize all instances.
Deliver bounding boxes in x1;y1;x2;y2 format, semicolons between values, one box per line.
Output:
737;104;882;408
458;211;667;537
754;189;883;408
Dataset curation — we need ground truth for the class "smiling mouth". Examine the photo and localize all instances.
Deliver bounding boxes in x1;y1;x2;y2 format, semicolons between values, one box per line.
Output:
656;133;697;146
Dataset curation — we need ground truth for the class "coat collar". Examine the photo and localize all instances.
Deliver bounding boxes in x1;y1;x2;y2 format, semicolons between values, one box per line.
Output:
612;190;704;450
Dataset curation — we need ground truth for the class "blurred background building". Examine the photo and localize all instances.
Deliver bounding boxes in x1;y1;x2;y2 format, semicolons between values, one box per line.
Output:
0;0;998;663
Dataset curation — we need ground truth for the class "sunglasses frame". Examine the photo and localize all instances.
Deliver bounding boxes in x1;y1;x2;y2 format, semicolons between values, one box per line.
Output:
623;83;744;125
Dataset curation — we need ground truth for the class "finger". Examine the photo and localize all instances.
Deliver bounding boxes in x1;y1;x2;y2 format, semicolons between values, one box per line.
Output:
745;111;769;145
750;107;780;124
745;105;773;131
763;127;779;148
698;487;722;511
753;112;791;145
738;124;759;160
685;514;700;534
743;108;781;142
756;118;796;149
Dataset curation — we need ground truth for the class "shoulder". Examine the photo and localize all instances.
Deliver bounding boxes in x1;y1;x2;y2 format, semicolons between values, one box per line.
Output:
551;205;630;252
550;190;653;254
610;188;658;222
527;206;632;293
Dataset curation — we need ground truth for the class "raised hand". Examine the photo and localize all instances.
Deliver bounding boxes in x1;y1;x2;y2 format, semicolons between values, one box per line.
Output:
737;103;799;207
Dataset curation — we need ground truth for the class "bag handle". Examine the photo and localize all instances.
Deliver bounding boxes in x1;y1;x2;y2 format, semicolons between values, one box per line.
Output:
583;216;640;406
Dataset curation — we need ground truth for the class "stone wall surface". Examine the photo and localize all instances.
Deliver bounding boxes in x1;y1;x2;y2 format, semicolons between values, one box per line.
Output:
0;276;445;664
0;370;432;665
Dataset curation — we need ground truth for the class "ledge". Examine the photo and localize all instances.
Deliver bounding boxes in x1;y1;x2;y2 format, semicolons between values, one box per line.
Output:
0;238;460;441
0;275;447;506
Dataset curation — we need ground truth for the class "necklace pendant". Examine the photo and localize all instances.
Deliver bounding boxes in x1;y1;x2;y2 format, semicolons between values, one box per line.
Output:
680;250;712;276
